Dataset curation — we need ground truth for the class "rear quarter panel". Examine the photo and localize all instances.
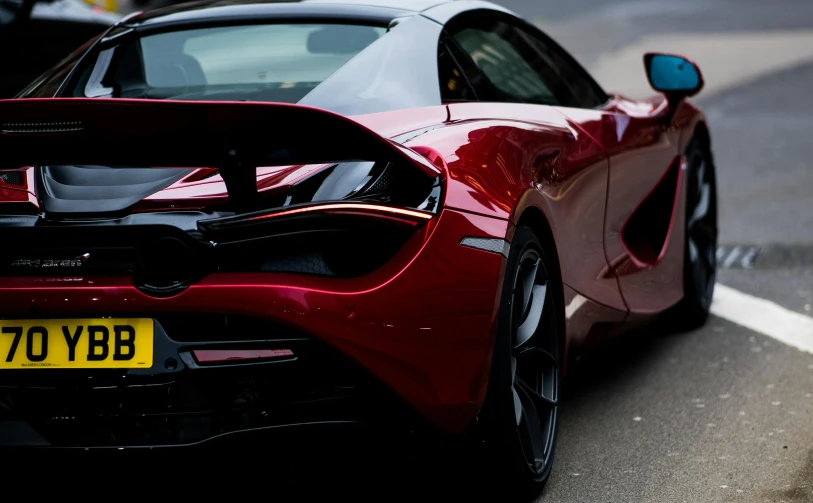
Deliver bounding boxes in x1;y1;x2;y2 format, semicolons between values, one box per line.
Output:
405;102;629;358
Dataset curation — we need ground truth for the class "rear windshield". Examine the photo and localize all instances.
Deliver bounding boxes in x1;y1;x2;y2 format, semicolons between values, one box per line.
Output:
61;23;386;102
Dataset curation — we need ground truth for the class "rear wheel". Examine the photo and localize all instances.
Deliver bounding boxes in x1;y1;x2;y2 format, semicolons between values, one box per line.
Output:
673;135;718;328
475;225;563;499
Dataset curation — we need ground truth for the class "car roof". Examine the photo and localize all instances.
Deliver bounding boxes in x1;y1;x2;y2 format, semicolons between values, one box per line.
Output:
121;0;507;29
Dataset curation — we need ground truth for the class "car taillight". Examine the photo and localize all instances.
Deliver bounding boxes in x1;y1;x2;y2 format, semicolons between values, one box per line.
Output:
253;203;432;221
199;202;431;235
197;158;442;278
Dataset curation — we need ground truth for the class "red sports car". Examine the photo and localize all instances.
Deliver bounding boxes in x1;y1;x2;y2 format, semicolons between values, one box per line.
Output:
0;0;717;495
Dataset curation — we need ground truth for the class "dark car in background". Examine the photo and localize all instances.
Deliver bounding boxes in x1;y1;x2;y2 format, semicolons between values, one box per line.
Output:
0;0;119;97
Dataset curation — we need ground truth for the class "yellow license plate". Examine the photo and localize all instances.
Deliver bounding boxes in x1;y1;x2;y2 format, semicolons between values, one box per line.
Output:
0;319;153;369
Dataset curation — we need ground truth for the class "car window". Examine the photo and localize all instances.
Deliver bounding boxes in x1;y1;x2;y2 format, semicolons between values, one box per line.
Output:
451;20;559;106
448;16;607;108
61;23;386;102
437;39;477;101
517;26;608;109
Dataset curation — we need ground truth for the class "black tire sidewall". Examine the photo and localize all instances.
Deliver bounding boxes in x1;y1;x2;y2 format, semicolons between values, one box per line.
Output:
478;224;563;493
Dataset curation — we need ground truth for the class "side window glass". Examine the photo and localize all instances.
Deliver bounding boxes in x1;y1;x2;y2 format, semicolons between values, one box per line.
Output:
452;21;558;105
518;28;608;108
444;37;497;101
438;40;476;101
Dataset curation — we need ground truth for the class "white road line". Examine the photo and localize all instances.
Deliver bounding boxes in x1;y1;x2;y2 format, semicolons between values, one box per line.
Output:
739;248;760;269
722;247;741;269
711;284;813;355
716;247;727;263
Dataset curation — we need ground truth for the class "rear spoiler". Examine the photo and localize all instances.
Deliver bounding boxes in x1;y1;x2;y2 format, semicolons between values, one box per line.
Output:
0;98;441;212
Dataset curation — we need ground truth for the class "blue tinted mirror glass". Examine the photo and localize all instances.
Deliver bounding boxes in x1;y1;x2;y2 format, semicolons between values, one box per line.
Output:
647;55;700;92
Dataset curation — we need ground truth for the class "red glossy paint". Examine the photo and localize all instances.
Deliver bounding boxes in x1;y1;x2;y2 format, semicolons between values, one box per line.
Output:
0;88;710;433
555;96;691;313
434;102;626;312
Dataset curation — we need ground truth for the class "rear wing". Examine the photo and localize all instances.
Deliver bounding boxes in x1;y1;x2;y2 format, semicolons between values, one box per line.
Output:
0;98;440;212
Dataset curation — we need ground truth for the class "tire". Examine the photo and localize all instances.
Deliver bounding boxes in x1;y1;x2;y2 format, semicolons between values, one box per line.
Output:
472;224;564;500
672;134;719;329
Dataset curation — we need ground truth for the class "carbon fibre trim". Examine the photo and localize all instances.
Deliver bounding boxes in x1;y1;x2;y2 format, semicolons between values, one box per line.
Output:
460;237;509;258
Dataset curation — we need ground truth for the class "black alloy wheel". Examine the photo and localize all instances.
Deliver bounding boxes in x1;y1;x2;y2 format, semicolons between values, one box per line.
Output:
510;245;559;480
475;225;562;498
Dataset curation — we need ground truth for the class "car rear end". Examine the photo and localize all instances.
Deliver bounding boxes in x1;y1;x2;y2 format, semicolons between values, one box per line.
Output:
0;99;507;448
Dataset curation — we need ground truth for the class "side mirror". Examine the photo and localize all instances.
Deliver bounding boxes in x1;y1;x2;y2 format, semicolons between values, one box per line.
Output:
644;53;703;122
644;53;703;96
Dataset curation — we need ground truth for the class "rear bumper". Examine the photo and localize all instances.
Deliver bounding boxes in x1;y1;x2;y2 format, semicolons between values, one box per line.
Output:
0;209;508;445
0;321;388;447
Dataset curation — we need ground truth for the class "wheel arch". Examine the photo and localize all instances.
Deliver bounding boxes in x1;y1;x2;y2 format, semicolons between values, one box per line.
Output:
693;121;711;147
689;120;712;158
515;206;557;269
677;104;711;154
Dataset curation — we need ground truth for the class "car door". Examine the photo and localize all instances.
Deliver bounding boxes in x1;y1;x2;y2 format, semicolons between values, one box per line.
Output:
440;13;628;315
555;99;685;314
507;22;686;314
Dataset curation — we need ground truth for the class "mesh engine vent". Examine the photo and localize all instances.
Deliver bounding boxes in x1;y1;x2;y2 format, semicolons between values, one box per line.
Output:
365;166;394;195
0;171;24;187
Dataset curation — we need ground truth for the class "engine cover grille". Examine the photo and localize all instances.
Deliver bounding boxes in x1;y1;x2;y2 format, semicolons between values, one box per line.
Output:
0;171;24;187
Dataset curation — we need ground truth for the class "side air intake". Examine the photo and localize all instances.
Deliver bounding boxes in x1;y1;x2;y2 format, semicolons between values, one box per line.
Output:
620;157;681;266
